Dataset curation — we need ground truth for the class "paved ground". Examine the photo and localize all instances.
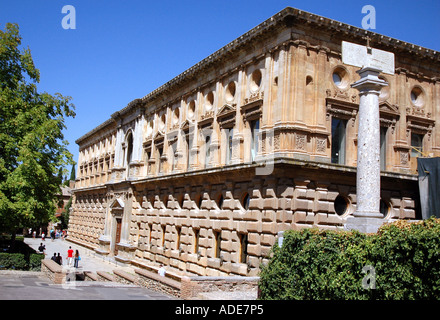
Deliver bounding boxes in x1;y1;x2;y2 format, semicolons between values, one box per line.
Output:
0;237;176;300
0;270;174;300
24;237;135;274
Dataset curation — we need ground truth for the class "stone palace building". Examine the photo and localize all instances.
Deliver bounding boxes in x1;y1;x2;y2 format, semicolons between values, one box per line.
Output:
68;7;440;276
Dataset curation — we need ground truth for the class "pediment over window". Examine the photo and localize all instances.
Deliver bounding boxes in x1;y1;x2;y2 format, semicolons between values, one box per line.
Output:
325;97;358;121
110;198;125;209
153;131;164;140
217;103;236;117
153;131;165;147
379;101;399;117
378;101;400;132
180;119;195;133
217;103;236;128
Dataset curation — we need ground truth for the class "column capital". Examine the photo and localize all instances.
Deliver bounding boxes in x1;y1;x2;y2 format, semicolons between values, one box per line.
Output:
351;67;388;94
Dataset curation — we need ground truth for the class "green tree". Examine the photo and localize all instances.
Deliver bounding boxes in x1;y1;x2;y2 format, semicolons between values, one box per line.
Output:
0;23;75;243
63;163;76;186
60;196;72;230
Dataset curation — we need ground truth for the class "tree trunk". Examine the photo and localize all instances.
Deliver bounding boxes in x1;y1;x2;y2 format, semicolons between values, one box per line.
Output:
9;232;16;253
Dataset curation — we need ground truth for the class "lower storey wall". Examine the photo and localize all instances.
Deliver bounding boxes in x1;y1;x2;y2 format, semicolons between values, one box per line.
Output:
68;164;419;276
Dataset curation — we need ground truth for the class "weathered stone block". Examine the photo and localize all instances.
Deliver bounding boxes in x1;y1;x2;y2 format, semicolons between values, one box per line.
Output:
260;233;275;246
247;232;260;244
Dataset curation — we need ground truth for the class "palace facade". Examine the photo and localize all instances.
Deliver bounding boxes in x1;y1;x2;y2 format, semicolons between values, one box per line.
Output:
68;7;440;276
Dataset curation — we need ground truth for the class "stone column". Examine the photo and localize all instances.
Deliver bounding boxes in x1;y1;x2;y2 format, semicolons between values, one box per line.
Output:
345;67;387;233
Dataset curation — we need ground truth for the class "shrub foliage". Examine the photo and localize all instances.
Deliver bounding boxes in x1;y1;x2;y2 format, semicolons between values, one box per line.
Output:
0;252;44;270
259;218;440;300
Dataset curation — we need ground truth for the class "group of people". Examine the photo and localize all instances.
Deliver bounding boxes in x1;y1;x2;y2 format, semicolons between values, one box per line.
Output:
38;243;81;268
31;228;67;241
50;246;81;268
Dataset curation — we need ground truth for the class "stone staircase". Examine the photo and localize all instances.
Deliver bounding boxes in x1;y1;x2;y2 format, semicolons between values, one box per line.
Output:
41;259;258;300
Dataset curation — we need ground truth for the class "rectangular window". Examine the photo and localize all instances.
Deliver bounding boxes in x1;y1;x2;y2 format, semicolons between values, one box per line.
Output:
175;226;181;251
136;222;141;245
214;230;221;258
193;228;200;254
161;224;166;248
148;223;153;245
250;119;260;161
380;127;387;171
239;233;248;264
171;141;177;171
411;133;424;158
158;147;163;173
331;118;347;164
186;136;192;170
226;128;233;165
205;136;211;168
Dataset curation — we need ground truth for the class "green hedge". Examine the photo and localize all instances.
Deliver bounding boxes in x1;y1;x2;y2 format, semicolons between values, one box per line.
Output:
259;217;440;300
29;254;45;271
0;253;44;271
0;253;28;270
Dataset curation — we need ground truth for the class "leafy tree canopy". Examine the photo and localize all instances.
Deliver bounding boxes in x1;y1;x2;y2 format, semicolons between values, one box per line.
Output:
0;23;75;234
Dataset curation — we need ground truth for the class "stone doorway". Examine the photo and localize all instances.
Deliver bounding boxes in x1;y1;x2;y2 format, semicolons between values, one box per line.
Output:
108;197;124;257
114;218;122;256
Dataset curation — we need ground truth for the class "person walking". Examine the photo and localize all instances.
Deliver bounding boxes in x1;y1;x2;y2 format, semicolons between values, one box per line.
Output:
67;246;74;266
51;253;57;262
74;250;80;268
38;243;46;257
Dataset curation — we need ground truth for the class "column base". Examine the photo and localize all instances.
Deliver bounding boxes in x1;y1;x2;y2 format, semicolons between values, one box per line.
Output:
344;215;385;233
353;210;383;218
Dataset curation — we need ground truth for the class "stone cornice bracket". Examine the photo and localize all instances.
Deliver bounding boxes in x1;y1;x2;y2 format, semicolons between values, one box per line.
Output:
291;39;310;48
111;111;124;128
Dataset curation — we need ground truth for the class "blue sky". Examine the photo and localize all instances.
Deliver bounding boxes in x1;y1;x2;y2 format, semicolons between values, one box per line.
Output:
1;0;439;176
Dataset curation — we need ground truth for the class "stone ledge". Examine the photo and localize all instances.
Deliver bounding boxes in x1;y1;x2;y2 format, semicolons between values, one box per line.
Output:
135;268;181;289
41;259;63;273
135;268;181;298
180;276;259;300
96;271;115;282
84;271;99;281
41;259;68;284
131;260;184;282
113;269;138;285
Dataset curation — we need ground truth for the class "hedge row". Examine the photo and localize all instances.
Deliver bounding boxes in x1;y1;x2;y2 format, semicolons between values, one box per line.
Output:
259;217;440;300
0;253;44;271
